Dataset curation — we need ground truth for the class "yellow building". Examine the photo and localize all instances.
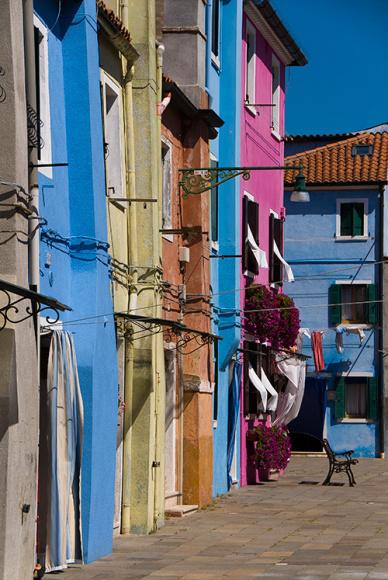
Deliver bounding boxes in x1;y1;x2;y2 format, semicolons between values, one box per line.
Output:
97;0;165;535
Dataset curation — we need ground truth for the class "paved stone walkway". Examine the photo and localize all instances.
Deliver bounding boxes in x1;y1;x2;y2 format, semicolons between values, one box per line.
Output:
65;457;388;579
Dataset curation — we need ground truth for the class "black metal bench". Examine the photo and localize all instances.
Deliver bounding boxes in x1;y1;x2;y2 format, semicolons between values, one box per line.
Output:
322;438;358;487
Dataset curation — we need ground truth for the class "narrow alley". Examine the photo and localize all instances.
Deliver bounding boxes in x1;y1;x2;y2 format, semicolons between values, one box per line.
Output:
65;457;388;580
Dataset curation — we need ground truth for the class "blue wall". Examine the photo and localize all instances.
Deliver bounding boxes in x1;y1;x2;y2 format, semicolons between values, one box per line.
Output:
35;0;118;562
206;0;243;495
284;187;381;457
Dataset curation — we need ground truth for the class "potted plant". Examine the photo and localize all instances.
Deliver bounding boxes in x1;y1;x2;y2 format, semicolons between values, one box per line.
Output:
249;423;292;481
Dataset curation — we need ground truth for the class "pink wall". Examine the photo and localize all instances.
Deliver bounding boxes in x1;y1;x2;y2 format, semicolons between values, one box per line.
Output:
240;14;286;486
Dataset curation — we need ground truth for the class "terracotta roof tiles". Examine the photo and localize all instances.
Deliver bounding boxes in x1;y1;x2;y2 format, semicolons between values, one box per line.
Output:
284;132;388;186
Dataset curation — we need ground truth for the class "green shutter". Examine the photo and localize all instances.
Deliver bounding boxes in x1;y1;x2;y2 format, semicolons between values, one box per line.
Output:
335;377;345;421
352;203;364;236
368;377;378;421
367;284;377;324
340;204;353;236
329;284;342;326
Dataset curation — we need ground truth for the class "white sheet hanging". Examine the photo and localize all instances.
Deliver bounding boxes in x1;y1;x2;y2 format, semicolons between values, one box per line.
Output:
248;363;267;412
261;367;278;412
273;240;295;282
247;225;268;268
272;354;306;425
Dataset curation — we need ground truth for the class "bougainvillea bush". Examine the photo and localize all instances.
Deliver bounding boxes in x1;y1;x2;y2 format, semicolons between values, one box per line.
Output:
245;285;300;350
250;423;291;471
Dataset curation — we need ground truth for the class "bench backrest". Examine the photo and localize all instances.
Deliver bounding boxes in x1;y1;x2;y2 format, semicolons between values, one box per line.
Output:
322;438;335;460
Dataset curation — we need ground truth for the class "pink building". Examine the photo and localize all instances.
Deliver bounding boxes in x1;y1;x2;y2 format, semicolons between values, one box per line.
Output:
239;1;306;486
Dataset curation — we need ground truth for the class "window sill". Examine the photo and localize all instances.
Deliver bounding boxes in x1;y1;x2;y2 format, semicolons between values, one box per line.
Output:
335;236;369;242
244;104;257;117
337;323;373;330
271;129;282;142
340;418;373;424
211;53;221;71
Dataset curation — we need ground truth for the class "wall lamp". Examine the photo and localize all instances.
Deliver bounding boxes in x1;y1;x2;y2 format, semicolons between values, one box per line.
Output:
178;164;309;202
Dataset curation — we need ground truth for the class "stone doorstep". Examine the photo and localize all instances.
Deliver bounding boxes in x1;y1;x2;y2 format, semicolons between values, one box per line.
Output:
165;505;199;518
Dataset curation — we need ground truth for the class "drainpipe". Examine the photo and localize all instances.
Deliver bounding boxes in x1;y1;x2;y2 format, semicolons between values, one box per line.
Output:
120;0;138;535
23;0;40;294
379;183;386;458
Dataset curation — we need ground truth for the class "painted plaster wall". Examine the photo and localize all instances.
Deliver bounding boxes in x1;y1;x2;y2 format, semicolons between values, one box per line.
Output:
161;101;213;507
239;13;286;486
35;0;118;562
284;188;380;457
207;0;243;497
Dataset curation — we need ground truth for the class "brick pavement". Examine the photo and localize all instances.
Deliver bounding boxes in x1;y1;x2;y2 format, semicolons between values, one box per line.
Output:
64;457;388;580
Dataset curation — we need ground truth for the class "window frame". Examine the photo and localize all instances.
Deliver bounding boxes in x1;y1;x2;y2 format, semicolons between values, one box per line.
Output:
330;280;375;327
244;341;272;418
245;19;257;115
242;191;259;278
210;154;219;250
335;373;377;423
269;209;283;286
271;54;281;139
161;137;173;241
100;70;126;208
211;0;221;68
336;198;368;240
33;15;52;179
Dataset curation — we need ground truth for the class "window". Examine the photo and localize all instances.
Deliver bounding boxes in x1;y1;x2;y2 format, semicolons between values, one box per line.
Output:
211;0;220;62
335;376;377;422
337;199;367;238
352;144;373;157
210;156;218;244
269;213;283;284
329;282;376;326
245;21;256;108
33;16;52;178
271;55;280;135
101;72;125;204
161;140;172;236
242;193;259;276
244;342;271;416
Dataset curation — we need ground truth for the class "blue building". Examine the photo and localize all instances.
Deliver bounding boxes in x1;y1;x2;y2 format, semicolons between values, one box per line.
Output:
206;0;243;495
33;0;118;570
284;132;388;458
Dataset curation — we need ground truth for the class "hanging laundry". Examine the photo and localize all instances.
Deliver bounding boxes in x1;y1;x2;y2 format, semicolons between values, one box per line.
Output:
335;324;345;354
273;240;294;282
248;363;267;412
261;367;278;412
346;326;366;345
247;225;268;268
273;354;306;426
296;328;311;352
311;331;325;372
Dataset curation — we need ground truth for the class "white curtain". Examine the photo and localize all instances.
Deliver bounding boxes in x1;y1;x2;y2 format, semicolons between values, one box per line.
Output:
248;363;267;412
272;355;306;425
247;225;268;268
44;331;84;572
273;240;295;282
261;367;278;412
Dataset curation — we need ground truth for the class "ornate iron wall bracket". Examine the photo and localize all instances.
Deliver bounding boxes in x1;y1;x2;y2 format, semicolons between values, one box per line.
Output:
0;278;71;331
179;164;303;197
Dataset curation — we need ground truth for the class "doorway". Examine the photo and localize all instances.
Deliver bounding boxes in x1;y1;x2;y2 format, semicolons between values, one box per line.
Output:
288;377;327;451
164;348;180;508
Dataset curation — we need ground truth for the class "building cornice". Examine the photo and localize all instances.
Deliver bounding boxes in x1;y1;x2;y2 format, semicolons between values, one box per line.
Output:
244;0;307;67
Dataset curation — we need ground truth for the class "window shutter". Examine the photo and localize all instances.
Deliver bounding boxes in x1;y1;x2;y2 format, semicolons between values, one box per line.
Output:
340;204;352;236
247;200;259;275
269;213;275;283
329;284;342;326
368;377;378;421
367;283;377;324
274;218;283;284
210;159;219;242
242;196;249;272
34;26;42;159
335;377;345;421
352;203;364;236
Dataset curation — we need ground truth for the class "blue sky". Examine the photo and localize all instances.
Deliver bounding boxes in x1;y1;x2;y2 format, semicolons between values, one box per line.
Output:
271;0;388;135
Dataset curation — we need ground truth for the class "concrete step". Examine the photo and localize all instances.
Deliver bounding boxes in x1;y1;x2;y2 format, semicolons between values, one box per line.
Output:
165;505;198;518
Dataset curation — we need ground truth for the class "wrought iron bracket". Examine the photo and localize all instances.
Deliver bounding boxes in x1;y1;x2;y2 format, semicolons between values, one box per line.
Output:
179;164;303;197
0;278;71;331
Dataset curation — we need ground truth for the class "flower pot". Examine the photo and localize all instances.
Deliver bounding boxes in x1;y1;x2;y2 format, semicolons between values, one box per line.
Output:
268;469;280;481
